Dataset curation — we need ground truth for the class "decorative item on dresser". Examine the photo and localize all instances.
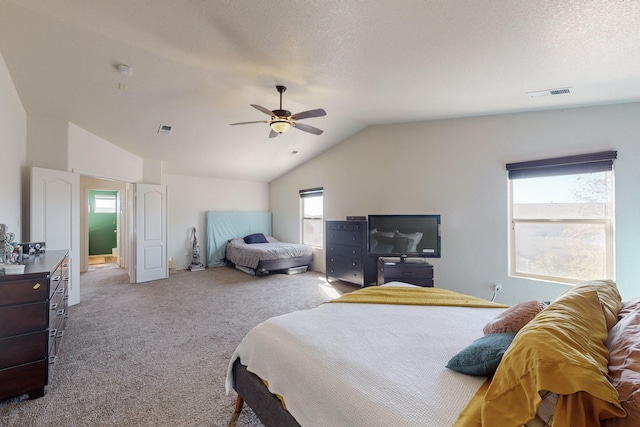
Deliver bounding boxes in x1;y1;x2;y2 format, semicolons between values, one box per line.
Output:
0;250;69;401
377;256;434;287
325;220;377;287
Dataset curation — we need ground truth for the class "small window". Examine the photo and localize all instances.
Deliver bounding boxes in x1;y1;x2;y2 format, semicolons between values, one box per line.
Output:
507;151;616;284
300;188;323;248
94;193;117;214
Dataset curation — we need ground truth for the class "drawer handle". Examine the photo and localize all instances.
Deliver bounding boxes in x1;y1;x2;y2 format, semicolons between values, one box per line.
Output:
56;287;65;293
64;313;69;319
52;276;61;281
48;355;57;365
62;277;69;282
402;272;416;275
49;328;57;338
50;302;58;310
57;309;65;316
57;330;65;339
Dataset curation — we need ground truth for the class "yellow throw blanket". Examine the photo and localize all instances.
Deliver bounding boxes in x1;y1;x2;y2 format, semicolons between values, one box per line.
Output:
329;286;508;308
455;286;625;427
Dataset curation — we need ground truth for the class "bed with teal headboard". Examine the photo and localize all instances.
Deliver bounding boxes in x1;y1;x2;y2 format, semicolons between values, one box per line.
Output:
205;211;312;275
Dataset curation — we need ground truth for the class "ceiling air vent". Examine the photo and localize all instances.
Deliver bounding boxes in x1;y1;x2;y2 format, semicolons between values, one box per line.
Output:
158;124;172;135
527;87;572;98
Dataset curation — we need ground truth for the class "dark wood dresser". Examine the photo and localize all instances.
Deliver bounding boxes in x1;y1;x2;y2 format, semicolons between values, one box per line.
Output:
325;220;377;287
0;250;69;401
377;257;434;287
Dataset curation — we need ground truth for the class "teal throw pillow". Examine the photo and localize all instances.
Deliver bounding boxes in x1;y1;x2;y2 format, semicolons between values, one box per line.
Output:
446;332;517;376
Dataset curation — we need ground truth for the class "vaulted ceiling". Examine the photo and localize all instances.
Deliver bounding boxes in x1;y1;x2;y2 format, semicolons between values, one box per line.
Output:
1;1;639;182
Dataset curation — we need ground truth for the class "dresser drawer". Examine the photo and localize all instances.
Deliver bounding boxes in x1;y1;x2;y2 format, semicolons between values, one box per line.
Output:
326;243;363;258
0;330;48;369
0;278;48;307
0;302;48;338
50;307;66;335
49;256;69;298
326;266;362;284
326;230;363;246
380;263;434;278
0;359;47;400
327;256;362;271
326;222;365;232
48;326;65;355
49;287;66;329
377;261;434;287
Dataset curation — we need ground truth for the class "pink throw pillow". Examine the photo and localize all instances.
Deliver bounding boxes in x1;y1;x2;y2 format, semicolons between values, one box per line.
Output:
483;300;547;335
618;297;640;319
603;304;640;427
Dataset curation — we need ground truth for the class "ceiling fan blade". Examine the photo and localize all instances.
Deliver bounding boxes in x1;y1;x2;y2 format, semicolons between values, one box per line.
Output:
293;122;323;135
230;120;268;126
251;104;275;116
291;108;327;120
269;129;279;138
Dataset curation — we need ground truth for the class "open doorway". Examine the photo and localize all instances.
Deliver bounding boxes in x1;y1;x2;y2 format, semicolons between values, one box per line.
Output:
88;190;118;269
80;176;129;273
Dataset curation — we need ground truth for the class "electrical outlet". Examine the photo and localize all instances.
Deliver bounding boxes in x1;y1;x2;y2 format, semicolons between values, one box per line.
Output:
494;283;502;293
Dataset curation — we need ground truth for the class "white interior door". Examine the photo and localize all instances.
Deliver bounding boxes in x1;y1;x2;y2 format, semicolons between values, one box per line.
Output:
131;183;167;283
31;167;80;306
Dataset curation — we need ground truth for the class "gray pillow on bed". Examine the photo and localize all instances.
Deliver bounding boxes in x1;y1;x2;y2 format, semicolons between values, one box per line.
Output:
244;233;269;244
446;332;516;376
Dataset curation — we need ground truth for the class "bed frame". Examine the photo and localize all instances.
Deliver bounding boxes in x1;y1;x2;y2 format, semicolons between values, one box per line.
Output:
229;254;313;276
232;358;301;427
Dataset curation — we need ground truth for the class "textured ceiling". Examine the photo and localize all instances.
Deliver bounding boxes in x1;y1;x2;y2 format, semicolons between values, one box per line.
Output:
1;0;639;182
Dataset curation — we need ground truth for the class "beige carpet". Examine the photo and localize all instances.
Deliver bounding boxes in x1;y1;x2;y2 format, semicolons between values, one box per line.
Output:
0;266;357;427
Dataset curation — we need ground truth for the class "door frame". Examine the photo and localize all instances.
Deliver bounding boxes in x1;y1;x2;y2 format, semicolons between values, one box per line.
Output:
79;176;129;272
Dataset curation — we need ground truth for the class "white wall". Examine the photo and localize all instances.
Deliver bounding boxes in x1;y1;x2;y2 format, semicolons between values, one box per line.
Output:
270;102;640;304
26;115;68;172
0;52;26;241
163;173;269;270
68;123;144;183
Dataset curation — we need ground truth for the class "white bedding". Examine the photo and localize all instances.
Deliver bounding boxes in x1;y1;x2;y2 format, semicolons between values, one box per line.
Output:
226;285;506;427
225;237;312;269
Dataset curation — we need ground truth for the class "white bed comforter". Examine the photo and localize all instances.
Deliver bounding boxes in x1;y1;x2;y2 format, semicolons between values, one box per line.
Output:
226;287;506;427
225;237;312;269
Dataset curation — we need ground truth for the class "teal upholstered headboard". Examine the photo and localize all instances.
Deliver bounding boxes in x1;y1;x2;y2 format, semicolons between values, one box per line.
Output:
205;211;272;267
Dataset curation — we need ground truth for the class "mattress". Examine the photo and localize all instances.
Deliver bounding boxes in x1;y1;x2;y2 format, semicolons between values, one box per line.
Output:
225;237;312;269
226;286;506;427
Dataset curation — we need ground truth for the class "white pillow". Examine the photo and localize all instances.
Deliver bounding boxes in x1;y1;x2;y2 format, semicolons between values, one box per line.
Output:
395;231;423;253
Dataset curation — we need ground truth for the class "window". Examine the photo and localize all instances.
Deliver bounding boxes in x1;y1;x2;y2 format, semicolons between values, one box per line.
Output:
300;188;323;248
507;151;616;284
93;193;117;214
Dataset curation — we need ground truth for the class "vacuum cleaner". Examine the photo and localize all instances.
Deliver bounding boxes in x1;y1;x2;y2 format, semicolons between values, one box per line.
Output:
188;227;205;271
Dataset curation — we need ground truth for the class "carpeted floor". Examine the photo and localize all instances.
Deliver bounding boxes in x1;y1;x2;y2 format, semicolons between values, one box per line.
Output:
0;266;357;426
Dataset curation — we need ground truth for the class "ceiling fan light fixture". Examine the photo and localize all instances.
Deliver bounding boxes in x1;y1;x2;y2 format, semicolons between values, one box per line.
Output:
230;85;325;137
270;119;291;134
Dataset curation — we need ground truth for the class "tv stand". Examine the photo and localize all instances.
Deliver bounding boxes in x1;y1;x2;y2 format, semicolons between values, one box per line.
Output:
377;257;434;287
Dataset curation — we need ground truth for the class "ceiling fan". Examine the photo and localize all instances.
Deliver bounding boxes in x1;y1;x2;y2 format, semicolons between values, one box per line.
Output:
230;85;326;138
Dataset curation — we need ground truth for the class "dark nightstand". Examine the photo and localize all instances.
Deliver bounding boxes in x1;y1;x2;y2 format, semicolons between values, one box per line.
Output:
377;257;434;287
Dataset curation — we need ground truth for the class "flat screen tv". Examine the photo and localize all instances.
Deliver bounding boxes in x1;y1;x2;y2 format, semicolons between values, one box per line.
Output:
368;214;441;258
